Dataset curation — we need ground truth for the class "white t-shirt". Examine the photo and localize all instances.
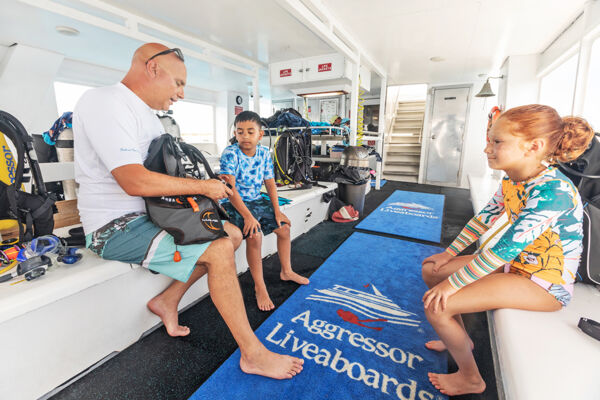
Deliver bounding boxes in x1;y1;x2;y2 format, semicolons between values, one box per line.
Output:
73;82;165;234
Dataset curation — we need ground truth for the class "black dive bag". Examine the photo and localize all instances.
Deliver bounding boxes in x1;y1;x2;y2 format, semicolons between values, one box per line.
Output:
559;133;600;285
143;134;228;246
0;111;55;242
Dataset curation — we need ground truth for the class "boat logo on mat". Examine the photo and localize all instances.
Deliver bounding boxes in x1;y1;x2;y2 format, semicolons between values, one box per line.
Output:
306;283;421;330
381;202;438;220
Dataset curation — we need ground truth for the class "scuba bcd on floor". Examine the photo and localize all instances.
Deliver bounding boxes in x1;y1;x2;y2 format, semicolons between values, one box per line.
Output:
0;111;55;242
144;134;229;246
558;133;600;285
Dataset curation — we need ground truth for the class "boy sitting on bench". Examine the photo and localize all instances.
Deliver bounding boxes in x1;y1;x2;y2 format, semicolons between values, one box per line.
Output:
220;111;309;311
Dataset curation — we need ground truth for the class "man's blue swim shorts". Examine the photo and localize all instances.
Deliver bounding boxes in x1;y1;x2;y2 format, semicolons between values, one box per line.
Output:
86;212;211;282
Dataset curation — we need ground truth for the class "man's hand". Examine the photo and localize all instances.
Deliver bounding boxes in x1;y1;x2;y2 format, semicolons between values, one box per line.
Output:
421;251;453;273
275;210;291;228
422;280;458;313
243;215;261;238
202;179;232;201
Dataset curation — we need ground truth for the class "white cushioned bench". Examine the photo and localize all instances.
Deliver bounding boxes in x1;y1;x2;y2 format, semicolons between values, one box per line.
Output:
468;174;600;400
0;159;336;400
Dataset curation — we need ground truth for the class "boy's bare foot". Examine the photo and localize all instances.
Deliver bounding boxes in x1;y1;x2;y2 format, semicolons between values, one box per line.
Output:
425;339;474;352
255;286;275;311
428;371;486;396
240;347;304;379
280;270;309;285
147;295;190;337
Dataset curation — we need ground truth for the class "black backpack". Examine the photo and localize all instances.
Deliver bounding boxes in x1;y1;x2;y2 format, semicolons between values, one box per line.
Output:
143;134;228;245
559;134;600;285
0;111;55;242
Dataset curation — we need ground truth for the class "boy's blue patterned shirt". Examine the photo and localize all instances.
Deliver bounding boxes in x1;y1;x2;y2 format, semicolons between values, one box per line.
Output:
220;143;275;202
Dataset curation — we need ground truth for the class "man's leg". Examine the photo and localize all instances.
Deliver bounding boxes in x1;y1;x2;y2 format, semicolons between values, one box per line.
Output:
245;233;274;311
274;224;309;285
203;237;304;379
224;221;243;250
147;222;243;336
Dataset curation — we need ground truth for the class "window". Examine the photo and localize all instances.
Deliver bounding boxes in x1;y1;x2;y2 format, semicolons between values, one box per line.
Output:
583;36;600;132
539;53;578;116
54;81;93;116
170;101;214;143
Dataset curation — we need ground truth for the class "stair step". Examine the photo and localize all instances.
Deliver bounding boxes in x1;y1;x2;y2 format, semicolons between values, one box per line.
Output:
390;137;420;144
392;126;423;131
384;170;419;177
384;153;420;162
383;174;418;183
385;161;419;166
387;151;421;156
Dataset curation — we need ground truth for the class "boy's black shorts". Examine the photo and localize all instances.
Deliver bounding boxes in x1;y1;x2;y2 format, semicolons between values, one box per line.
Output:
222;197;285;238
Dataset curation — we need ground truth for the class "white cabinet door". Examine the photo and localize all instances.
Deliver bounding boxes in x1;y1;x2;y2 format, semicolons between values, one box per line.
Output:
304;54;345;82
270;59;304;85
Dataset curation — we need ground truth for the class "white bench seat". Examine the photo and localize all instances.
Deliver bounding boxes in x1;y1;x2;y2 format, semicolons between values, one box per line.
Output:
0;171;336;400
468;173;600;400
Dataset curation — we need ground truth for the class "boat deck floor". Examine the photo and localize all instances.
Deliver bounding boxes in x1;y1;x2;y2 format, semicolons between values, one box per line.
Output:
49;180;497;400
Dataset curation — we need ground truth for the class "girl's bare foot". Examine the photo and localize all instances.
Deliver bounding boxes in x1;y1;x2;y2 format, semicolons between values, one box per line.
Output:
280;270;309;285
425;339;474;352
240;347;304;379
255;286;275;311
428;371;486;396
147;295;190;337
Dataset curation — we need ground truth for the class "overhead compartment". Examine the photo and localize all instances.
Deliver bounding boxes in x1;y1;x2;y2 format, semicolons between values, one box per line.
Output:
270;53;371;92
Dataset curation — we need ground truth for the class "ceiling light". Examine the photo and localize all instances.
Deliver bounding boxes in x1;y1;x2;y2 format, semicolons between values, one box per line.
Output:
56;26;80;36
298;91;346;98
429;56;445;62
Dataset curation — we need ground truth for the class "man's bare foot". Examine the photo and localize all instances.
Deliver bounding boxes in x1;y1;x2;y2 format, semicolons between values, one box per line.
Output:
255;286;275;311
147;295;190;337
280;270;309;285
425;339;474;352
240;347;304;379
428;371;486;396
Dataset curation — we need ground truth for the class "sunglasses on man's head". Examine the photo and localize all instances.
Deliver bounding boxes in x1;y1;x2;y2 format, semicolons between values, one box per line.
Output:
146;48;184;64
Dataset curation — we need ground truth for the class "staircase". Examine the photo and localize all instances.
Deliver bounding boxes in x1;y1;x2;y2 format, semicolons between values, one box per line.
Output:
383;101;426;183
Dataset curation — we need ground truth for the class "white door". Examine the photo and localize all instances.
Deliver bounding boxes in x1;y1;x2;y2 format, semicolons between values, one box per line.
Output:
425;86;471;186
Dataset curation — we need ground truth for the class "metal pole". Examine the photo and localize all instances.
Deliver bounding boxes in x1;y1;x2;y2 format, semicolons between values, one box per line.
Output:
349;57;360;145
376;76;387;190
253;68;260;115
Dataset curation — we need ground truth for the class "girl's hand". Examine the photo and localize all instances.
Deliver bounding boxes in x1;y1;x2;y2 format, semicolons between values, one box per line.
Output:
422;280;458;313
275;211;291;228
243;216;261;238
422;251;453;273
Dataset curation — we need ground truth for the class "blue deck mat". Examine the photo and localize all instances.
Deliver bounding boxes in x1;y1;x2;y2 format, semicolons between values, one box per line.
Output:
355;190;445;243
190;232;447;400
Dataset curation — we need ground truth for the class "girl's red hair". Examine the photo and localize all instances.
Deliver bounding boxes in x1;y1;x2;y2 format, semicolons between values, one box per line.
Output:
498;104;594;163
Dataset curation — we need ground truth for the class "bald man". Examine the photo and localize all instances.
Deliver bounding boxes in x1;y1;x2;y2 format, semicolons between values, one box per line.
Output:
73;43;303;379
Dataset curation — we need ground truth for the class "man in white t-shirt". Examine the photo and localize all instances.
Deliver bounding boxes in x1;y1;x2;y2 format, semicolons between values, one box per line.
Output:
73;43;303;380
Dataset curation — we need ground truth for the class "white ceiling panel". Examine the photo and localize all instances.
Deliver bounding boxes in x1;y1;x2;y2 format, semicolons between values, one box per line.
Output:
322;0;587;84
0;0;590;97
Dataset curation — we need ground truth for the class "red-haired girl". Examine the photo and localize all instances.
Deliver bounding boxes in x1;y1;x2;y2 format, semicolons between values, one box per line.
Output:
421;104;595;395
